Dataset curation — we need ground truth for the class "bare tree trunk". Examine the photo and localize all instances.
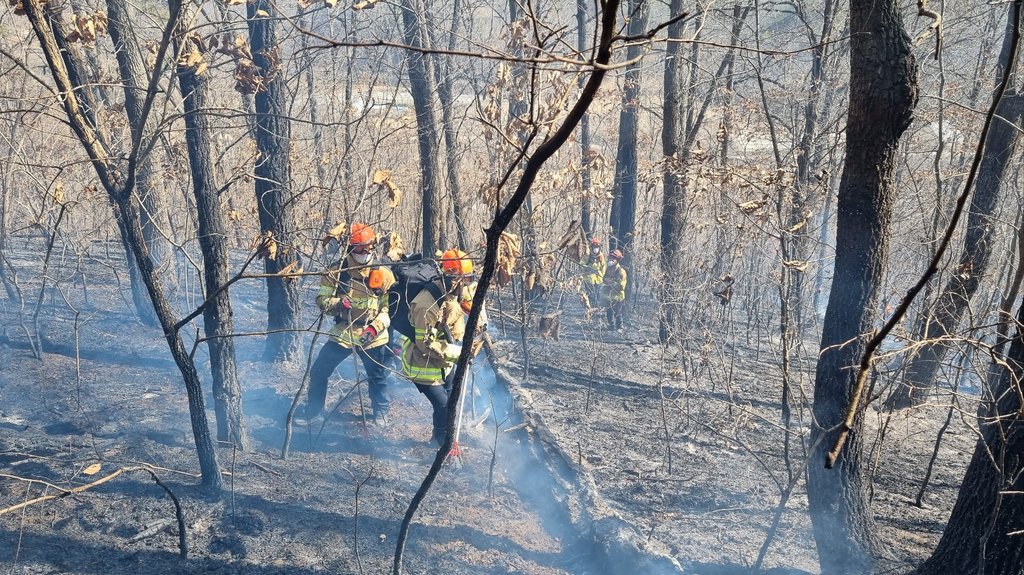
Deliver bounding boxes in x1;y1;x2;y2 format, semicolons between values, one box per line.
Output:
23;0;222;488
173;24;247;449
610;0;647;275
912;290;1024;574
806;0;918;572
426;0;470;250
43;0;157;327
248;0;303;363
659;0;685;344
401;0;445;254
106;0;173;319
893;5;1023;408
577;0;594;236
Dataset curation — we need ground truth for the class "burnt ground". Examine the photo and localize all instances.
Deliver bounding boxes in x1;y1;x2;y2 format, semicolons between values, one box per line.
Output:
0;249;978;574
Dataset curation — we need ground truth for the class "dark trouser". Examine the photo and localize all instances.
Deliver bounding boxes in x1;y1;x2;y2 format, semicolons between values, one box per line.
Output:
307;340;390;417
415;378;453;443
607;300;624;329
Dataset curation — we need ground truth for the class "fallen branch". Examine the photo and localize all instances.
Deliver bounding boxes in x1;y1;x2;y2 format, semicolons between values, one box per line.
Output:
0;465;188;558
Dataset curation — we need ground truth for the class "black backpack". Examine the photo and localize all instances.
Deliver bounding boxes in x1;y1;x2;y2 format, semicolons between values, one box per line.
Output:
387;254;447;341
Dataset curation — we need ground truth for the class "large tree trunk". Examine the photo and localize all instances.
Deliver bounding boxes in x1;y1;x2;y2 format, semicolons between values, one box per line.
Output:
659;0;685;344
401;0;445;254
174;27;247;449
24;0;222;488
248;0;303;363
806;0;918;572
609;0;647;274
892;6;1023;408
912;297;1024;575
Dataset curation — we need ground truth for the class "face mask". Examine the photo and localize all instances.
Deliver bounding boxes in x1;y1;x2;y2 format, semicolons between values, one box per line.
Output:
591;247;600;254
352;252;371;265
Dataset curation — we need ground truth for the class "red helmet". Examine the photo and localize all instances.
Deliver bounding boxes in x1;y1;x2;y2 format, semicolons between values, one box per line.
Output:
609;249;624;261
590;237;602;247
441;249;473;276
349;223;376;247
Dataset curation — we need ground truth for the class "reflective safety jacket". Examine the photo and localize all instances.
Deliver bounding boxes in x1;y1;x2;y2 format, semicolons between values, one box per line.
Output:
603;262;627;302
582;252;605;285
401;280;465;385
318;254;396;349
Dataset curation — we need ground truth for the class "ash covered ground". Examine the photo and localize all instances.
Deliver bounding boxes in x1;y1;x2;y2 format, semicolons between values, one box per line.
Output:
0;247;977;574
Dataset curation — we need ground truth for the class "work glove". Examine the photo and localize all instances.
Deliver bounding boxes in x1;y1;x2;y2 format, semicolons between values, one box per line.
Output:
323;297;352;315
358;325;378;346
444;343;463;362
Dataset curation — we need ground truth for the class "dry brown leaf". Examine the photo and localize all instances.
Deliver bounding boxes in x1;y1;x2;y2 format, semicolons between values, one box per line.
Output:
251;231;276;260
371;170;401;209
786;220;807;234
224;0;244;5
352;0;379;8
320;221;347;247
383;231;406;261
782;260;808;272
83;463;101;476
494;232;520;288
738;198;768;214
255;8;269;16
228;209;240;221
277;260;302;281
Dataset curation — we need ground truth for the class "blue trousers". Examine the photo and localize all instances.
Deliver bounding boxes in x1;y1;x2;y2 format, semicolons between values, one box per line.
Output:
307;340;390;416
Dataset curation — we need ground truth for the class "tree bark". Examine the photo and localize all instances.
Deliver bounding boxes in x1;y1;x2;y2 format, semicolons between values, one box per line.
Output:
912;297;1024;575
106;0;173;321
248;0;303;363
23;0;222;488
43;0;158;327
610;0;647;274
174;26;247;449
806;0;918;572
893;5;1023;408
577;0;594;236
426;0;470;250
659;0;685;344
401;0;445;254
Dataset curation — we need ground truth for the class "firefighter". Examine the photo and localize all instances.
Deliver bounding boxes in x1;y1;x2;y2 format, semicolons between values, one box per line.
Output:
400;249;473;446
297;223;396;427
604;249;627;331
581;237;605;308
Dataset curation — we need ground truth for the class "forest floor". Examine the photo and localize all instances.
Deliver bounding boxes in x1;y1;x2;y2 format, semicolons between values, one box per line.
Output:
0;247;978;574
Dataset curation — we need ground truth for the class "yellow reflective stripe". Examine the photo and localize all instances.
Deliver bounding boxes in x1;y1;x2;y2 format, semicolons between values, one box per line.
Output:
401;357;443;379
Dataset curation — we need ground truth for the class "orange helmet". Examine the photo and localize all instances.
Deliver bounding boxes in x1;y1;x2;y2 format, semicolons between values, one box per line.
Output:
590;237;601;246
441;249;473;276
349;223;376;247
609;249;623;261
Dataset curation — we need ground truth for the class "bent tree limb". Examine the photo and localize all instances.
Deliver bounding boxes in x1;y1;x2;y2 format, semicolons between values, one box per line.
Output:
825;0;1021;469
390;1;620;573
